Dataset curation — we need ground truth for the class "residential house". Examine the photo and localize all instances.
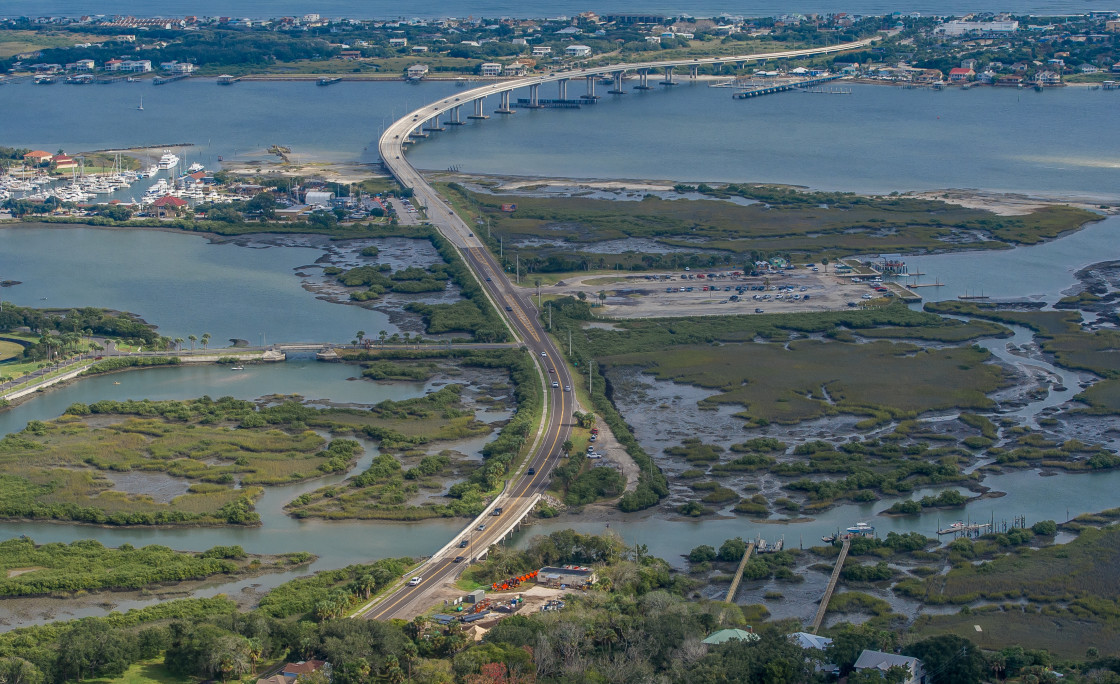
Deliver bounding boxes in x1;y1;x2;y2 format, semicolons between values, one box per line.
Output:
406;64;429;79
73;58;96;71
564;44;591;57
338;50;362;59
504;62;529;76
853;650;926;684
1010;61;1030;72
702;629;760;645
388;37;408;47
948;67;974;82
960;58;977;69
119;59;152;72
23;150;53;164
512;37;528;45
997;73;1025;86
1036;70;1062;85
789;632;839;675
479;62;502;76
532;45;552;56
152;195;188;218
52;155;78;172
913;68;943;83
411;46;429;53
1106;19;1120;32
281;660;331;680
159;60;194;73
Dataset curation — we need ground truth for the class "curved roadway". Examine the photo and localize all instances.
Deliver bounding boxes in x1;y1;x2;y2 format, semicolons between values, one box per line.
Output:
363;40;870;621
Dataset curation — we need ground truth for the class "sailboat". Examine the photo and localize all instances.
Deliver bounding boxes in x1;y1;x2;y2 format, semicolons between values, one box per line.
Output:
137;96;144;111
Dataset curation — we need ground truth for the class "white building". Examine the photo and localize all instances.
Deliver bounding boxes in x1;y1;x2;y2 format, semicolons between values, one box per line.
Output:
565;44;591;57
406;64;429;79
159;60;195;74
532;46;552;56
119;59;152;72
389;37;408;47
936;20;1019;36
479;62;502;76
411;46;429;53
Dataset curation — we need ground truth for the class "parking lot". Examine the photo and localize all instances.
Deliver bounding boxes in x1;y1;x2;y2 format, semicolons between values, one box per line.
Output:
542;267;907;319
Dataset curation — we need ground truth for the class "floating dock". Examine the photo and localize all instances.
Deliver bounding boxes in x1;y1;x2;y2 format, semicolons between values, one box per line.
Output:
154;73;191;85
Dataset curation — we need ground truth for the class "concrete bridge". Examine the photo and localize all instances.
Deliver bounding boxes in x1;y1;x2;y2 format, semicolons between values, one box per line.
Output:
382;39;872;152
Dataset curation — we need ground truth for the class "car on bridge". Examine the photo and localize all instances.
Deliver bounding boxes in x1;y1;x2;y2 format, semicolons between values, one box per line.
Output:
459;539;469;548
552;381;559;388
408;576;422;586
453;556;466;563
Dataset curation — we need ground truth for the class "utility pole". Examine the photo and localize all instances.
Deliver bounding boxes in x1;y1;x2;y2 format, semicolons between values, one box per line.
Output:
500;236;503;259
548;303;552;330
569;328;572;356
516;253;520;284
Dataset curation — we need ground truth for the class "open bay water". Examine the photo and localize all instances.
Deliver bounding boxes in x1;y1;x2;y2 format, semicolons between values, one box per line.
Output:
1;0;1114;19
3;80;1117;199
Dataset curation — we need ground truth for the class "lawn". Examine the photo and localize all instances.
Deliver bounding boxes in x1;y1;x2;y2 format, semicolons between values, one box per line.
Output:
83;658;190;684
0;29;113;58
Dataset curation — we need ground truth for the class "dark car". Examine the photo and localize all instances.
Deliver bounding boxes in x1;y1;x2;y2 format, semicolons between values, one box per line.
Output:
459;539;469;548
528;467;536;475
505;305;513;311
453;556;466;563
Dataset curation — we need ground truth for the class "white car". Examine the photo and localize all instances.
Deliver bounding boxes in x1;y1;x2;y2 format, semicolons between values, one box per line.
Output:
408;576;422;586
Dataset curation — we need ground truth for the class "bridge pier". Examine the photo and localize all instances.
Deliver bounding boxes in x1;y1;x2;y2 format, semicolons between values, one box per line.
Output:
528;83;540;107
468;96;488;119
690;65;699;79
660;66;676;86
607;70;626;94
581;75;599;100
446;105;465;125
635;69;651;90
495;90;514;114
423;114;444;132
557;78;568;99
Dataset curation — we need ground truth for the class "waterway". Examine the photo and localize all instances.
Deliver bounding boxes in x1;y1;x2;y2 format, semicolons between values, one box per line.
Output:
0;0;1108;20
3;81;1118;201
0;225;399;344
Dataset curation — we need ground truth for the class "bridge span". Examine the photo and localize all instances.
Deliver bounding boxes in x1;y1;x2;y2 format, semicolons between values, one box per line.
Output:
381;39;872;153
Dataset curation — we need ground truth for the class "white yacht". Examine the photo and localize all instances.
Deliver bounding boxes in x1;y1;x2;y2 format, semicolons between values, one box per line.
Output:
187;162;204;173
157;151;180;170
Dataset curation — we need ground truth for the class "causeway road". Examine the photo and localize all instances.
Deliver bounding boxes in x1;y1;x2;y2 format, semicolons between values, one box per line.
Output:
364;41;870;621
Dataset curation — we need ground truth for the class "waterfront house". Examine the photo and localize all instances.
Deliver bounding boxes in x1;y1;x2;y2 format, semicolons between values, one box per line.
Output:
406;64;429;79
152;195;188;218
565;44;592;57
52;155;77;172
853;650;926;684
948;67;974;82
1036;70;1062;85
23;150;53;164
159;60;195;74
119;59;152;72
479;62;503;76
913;68;942;83
997;74;1025;86
505;62;529;76
73;58;96;71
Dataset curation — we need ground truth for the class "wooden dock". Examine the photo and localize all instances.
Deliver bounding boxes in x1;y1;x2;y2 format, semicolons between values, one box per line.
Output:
809;538;850;634
724;542;757;602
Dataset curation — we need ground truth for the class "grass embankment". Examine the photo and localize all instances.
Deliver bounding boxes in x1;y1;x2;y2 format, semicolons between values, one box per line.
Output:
286;349;542;520
0;537;311;597
440;183;1100;274
928;301;1120;414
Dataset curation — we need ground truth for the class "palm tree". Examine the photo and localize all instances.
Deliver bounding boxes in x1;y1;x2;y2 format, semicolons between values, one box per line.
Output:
174;337;184;351
356;330;366;345
188;334;197;351
201;333;211;349
378;330;388;346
